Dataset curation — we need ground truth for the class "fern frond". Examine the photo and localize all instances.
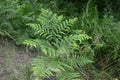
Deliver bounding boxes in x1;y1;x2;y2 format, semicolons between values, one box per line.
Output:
32;57;53;78
27;9;77;41
24;39;38;48
56;72;80;80
32;56;73;79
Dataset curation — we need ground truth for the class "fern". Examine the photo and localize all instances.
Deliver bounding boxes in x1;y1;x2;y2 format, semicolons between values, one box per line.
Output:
80;0;120;79
56;72;80;80
24;8;93;80
27;9;77;41
0;0;17;37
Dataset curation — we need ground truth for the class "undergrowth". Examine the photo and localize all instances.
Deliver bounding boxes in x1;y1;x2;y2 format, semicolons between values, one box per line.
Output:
0;0;120;80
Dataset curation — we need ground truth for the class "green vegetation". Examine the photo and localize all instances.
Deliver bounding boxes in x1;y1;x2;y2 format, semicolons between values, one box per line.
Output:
0;0;120;80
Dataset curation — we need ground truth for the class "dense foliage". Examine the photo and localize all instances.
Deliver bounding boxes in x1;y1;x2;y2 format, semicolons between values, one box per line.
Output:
24;9;93;80
0;0;120;80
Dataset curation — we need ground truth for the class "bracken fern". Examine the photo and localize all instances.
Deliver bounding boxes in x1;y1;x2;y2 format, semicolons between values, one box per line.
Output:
24;8;93;80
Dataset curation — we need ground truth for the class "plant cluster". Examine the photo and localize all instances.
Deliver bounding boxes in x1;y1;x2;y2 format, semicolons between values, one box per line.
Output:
0;0;120;80
24;9;93;80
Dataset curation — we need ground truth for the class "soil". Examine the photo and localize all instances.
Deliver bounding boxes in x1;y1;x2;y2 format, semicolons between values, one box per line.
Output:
0;41;37;80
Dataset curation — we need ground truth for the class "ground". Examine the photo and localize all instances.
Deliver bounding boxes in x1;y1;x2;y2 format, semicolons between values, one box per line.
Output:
0;40;36;80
